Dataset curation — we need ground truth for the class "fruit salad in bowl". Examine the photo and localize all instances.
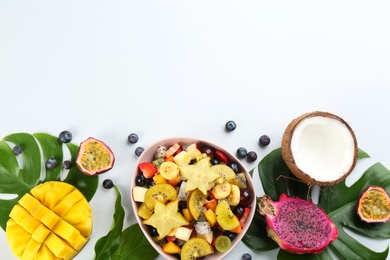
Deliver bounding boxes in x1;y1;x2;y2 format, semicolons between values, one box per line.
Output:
130;137;256;260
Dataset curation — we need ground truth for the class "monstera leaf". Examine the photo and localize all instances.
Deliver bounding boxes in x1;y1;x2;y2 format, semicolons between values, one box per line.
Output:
243;148;390;260
0;132;98;230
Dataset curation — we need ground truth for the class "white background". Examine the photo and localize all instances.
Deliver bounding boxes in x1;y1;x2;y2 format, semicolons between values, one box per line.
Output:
1;1;390;259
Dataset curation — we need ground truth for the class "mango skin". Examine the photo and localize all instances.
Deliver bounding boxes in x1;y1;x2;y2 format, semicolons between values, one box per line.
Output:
6;181;92;260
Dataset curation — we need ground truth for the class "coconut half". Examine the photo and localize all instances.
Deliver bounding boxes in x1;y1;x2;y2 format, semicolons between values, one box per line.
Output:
281;111;358;186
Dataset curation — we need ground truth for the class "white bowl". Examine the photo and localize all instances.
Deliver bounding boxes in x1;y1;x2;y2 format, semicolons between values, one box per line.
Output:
130;137;256;259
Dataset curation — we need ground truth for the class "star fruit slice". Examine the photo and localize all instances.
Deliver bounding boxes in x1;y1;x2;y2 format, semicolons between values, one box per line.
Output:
180;157;220;195
143;199;189;240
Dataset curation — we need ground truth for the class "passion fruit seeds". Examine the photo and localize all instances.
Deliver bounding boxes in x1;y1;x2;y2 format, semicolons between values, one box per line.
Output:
358;186;390;223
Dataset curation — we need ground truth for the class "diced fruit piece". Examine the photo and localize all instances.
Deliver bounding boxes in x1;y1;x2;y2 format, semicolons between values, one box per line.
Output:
180;157;220;195
76;137;115;175
132;186;148;202
212;182;232;199
162;241;181;254
214;235;232;253
138;162;157;178
228;184;240;206
181;238;214;259
165;143;181;158
173;151;192;166
185;143;202;159
205;199;218;212
175;227;193;241
231;172;247;189
215;150;229;164
187;189;207;221
159;161;180;180
215;200;240;231
177;181;188;201
137;202;154;220
153;174;168;184
195;221;211;235
167;173;182;186
143;199;189;240
239;207;251;228
204;209;217;227
211;164;236;183
5;181;92;260
144;183;177;210
182;208;194;222
197;230;213;244
357;186;390;223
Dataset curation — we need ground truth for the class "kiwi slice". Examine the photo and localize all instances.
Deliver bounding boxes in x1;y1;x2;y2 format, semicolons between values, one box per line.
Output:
215;200;240;230
144;183;177;210
214;235;232;253
181;238;214;259
211;164;236;182
187;189;207;220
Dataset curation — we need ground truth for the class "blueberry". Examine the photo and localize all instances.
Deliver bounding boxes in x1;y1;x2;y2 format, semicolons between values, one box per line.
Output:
242;253;252;260
146;179;155;188
233;206;245;218
128;133;139;144
149;226;159;237
246;151;257;162
223;231;236;241
45;158;58;169
210;158;220;165
259;135;271;146
236;147;247;159
59;130;72;143
229;162;239;173
62;160;73;170
135;174;147;186
135;146;144;156
13;145;22;155
103;179;114;189
225;120;237;132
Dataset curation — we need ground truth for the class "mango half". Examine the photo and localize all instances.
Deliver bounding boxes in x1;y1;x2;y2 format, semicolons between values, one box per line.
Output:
6;181;92;260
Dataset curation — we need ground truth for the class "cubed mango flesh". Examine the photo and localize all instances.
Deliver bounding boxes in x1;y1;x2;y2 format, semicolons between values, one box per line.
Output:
5;181;92;260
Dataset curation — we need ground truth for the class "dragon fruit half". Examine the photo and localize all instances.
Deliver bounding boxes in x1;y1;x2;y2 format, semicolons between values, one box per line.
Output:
258;194;338;254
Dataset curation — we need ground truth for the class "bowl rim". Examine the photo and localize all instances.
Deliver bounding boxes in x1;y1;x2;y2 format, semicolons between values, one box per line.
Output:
130;137;256;260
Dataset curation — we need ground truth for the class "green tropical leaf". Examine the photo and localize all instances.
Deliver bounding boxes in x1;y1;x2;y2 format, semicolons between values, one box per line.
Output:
94;186;125;260
244;147;390;260
94;185;158;260
112;224;158;260
0;132;98;230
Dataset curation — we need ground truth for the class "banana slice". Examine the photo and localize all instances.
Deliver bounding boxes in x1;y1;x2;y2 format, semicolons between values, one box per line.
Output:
159;161;180;180
227;184;240;206
212;182;231;199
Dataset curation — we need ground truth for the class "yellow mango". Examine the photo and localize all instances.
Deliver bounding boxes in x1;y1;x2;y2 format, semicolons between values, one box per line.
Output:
6;181;92;260
53;189;83;217
21;238;41;260
30;182;51;202
44;232;78;259
40;209;60;229
53;219;80;245
32;224;51;243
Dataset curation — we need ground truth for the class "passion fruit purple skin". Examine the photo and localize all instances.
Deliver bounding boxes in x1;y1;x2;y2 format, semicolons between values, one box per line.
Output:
258;194;338;254
76;137;115;176
357;186;390;223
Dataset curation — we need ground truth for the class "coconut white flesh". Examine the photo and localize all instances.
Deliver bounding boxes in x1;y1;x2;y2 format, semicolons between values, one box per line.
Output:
290;116;355;182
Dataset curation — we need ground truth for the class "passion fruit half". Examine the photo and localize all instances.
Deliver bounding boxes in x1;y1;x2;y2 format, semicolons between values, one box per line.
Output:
76;137;115;176
281;111;358;186
357;186;390;223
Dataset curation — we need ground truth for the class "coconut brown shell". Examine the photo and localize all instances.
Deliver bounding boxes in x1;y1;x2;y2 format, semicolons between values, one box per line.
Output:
281;111;358;187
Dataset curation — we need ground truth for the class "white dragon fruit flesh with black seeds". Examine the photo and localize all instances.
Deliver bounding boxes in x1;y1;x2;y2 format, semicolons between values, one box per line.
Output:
258;194;338;254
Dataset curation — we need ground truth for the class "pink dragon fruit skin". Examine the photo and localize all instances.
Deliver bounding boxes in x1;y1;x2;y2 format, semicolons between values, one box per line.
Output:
258;193;338;254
